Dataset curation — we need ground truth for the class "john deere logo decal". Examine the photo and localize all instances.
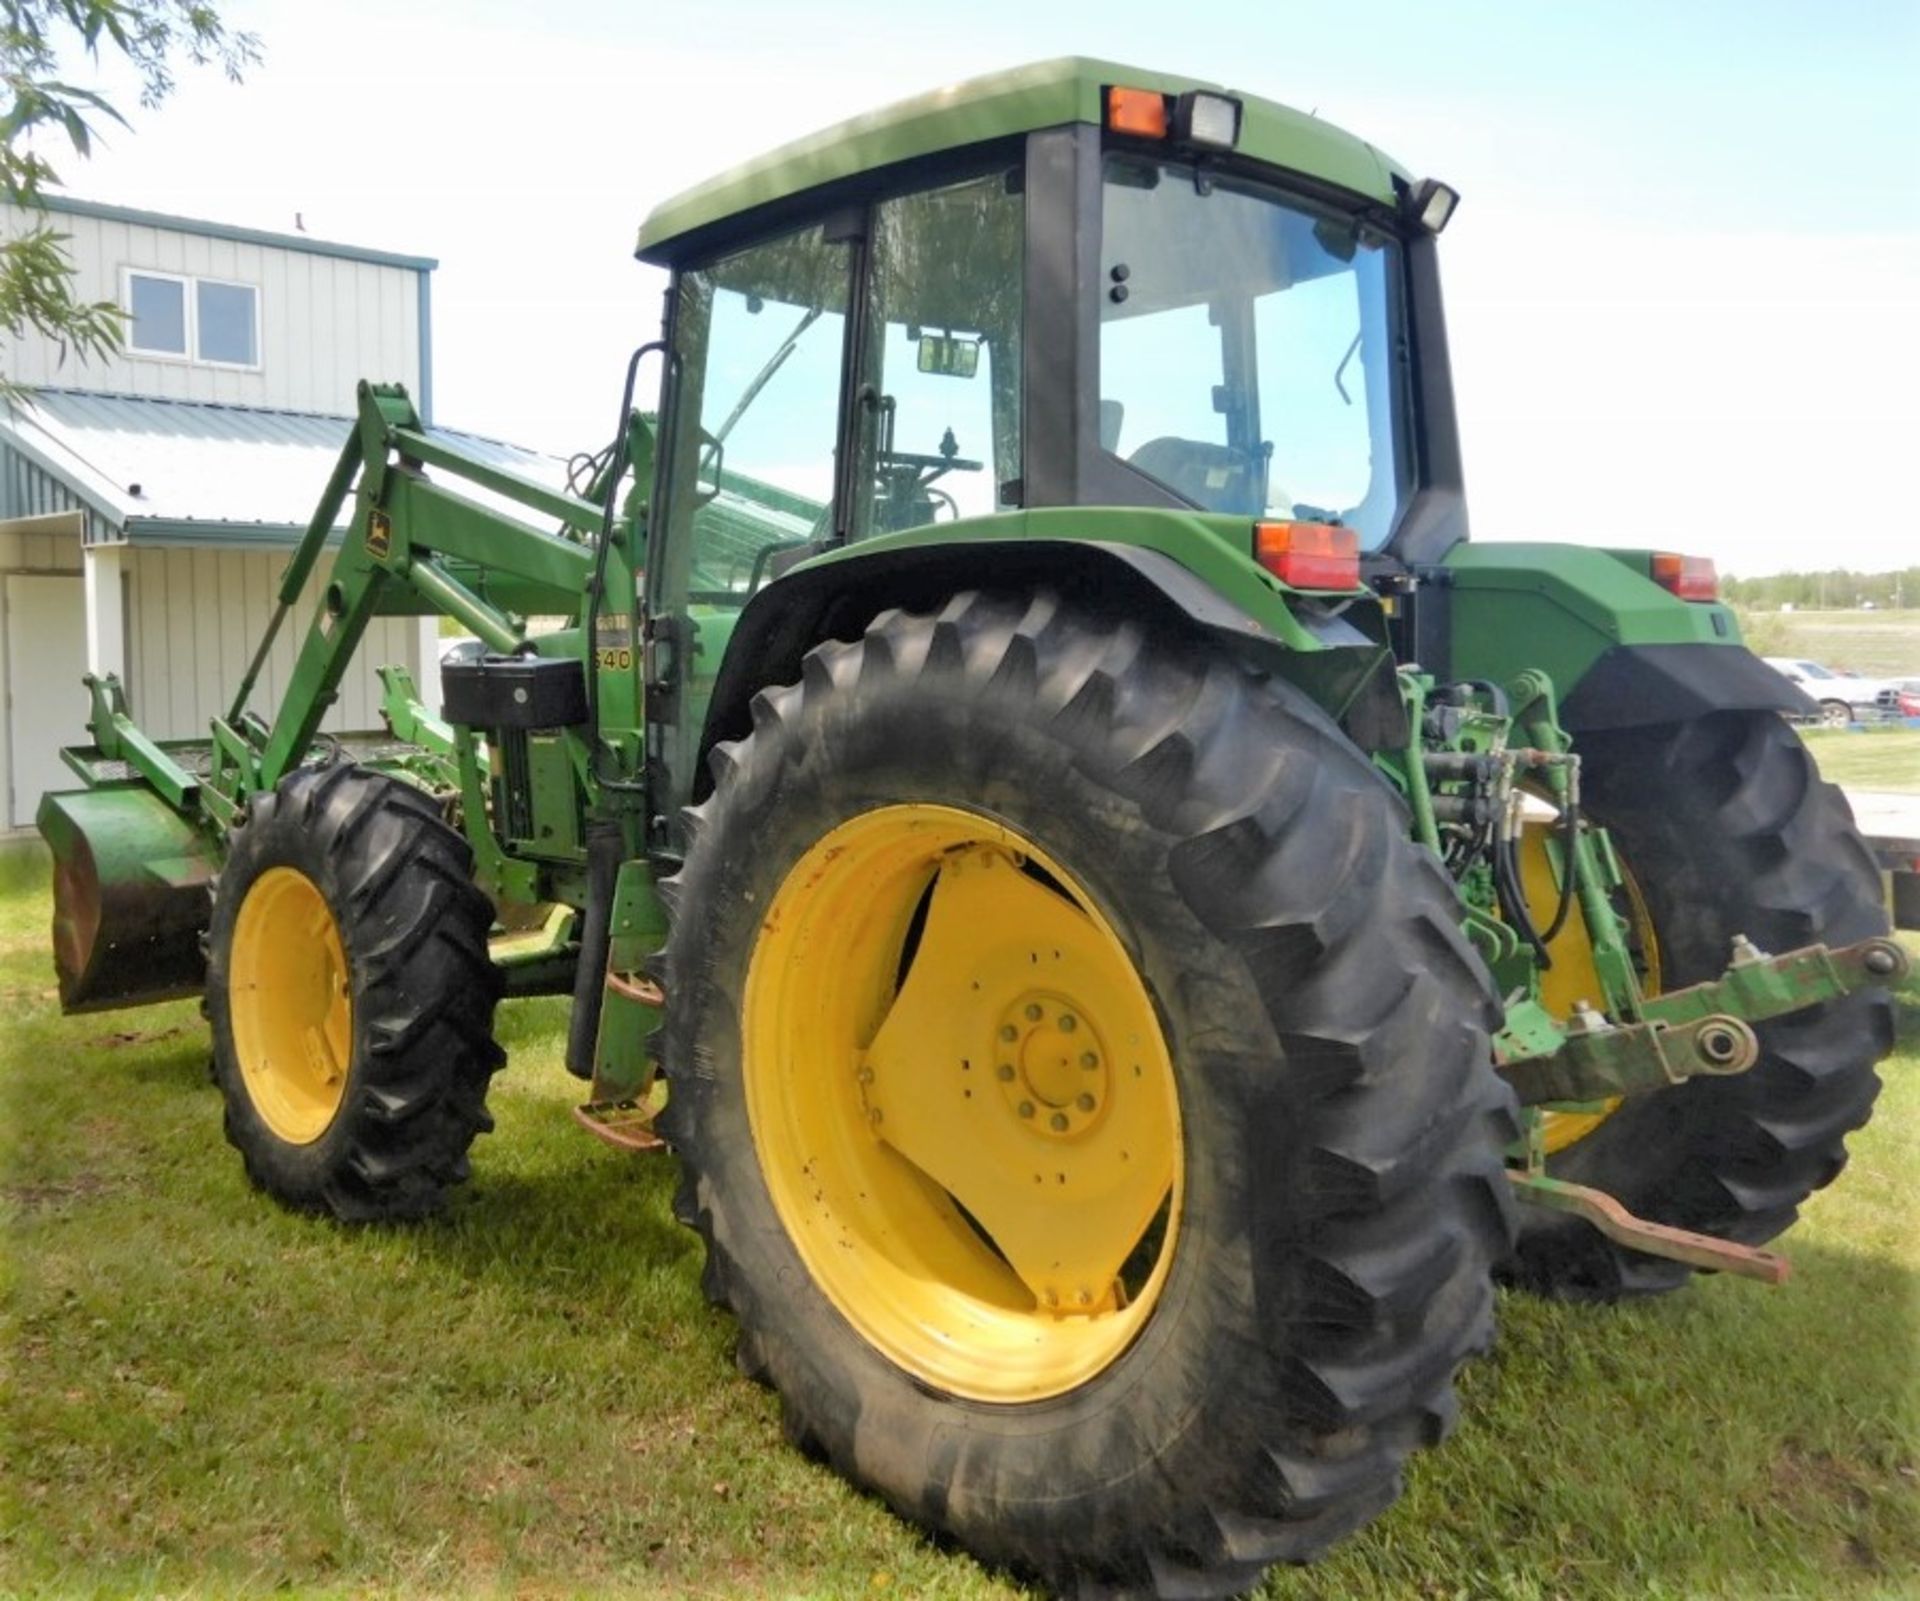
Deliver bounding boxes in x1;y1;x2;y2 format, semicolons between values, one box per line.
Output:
366;511;392;558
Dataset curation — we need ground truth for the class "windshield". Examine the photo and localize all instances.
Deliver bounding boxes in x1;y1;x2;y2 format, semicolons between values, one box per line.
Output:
1099;153;1413;549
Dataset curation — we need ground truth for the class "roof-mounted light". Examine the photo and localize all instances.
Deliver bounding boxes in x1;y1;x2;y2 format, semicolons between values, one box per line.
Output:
1105;86;1169;139
1172;90;1242;151
1406;177;1460;234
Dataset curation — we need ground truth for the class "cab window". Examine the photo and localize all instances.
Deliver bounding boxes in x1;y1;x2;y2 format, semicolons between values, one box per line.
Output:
851;170;1024;538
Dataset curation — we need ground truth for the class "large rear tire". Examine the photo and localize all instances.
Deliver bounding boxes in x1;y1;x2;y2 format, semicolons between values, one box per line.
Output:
1508;710;1893;1298
207;764;504;1221
656;593;1515;1597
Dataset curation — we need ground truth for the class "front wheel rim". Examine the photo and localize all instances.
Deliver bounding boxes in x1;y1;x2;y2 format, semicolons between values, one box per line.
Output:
742;805;1183;1403
229;866;353;1144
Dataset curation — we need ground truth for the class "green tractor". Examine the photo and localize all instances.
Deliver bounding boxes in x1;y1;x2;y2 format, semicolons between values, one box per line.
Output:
39;59;1902;1598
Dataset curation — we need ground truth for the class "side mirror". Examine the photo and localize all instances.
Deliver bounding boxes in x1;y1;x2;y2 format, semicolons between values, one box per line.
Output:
917;334;980;379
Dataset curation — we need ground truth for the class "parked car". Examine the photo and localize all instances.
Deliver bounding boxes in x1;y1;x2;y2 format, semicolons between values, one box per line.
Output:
1875;679;1920;720
1762;657;1906;725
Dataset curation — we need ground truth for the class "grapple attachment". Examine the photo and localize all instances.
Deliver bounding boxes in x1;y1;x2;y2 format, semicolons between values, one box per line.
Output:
38;787;218;1013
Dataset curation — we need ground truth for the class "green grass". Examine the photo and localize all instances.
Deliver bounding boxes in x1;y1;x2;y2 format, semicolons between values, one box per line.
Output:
3;839;1917;1600
1740;607;1920;679
1802;728;1920;795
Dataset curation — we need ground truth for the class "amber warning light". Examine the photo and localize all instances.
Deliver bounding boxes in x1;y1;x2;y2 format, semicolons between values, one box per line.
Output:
1253;522;1360;590
1106;86;1169;138
1651;552;1718;602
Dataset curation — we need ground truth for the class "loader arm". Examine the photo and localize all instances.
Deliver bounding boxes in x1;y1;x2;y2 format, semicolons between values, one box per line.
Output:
41;379;657;1019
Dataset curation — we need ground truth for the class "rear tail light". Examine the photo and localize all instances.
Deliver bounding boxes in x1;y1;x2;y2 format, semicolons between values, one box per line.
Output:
1254;521;1360;590
1651;551;1718;602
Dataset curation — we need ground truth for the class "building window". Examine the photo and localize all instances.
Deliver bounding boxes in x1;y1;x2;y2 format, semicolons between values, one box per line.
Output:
122;269;260;369
195;279;257;365
127;271;188;356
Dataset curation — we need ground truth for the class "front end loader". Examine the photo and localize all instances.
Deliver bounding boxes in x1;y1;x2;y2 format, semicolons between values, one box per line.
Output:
38;58;1903;1599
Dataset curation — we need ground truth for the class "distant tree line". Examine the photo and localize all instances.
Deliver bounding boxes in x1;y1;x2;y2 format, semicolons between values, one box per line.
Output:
1720;569;1919;611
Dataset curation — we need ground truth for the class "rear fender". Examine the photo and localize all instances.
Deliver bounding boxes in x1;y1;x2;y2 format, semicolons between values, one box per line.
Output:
1439;542;1814;731
694;537;1396;801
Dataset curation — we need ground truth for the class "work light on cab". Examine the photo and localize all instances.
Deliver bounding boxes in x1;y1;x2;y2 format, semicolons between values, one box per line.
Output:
1105;85;1242;151
1253;520;1360;589
1173;90;1241;149
1407;176;1460;233
1652;551;1718;601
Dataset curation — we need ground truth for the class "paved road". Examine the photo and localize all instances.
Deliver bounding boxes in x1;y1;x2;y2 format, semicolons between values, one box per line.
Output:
1848;789;1920;850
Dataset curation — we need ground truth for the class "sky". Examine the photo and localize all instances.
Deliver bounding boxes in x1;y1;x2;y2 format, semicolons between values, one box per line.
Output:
36;0;1920;575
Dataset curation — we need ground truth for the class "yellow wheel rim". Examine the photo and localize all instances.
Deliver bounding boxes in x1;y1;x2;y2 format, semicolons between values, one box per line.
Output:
1518;820;1663;1154
229;866;353;1145
743;804;1183;1403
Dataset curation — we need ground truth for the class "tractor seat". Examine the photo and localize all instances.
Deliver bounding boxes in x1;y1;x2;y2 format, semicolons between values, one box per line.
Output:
1128;437;1262;516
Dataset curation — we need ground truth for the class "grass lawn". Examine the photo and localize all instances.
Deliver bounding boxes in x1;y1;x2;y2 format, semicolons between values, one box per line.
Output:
3;838;1917;1600
1744;609;1920;681
1802;728;1920;795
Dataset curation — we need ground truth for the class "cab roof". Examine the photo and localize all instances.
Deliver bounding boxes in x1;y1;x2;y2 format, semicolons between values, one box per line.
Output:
636;56;1405;264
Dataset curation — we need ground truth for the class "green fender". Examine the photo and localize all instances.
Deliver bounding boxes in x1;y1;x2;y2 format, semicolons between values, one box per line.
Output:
692;521;1391;805
1440;542;1812;730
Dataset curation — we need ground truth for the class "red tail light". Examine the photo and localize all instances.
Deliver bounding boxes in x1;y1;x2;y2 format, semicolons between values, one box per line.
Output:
1253;522;1360;590
1651;551;1718;601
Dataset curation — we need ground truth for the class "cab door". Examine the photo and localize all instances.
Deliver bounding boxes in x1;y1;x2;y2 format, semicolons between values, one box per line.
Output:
644;221;855;825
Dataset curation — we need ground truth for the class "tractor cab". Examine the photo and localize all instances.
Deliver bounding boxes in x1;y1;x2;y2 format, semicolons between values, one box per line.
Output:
634;57;1465;815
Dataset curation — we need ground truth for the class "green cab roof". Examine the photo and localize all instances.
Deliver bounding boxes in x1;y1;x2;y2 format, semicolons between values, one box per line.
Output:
636;56;1405;263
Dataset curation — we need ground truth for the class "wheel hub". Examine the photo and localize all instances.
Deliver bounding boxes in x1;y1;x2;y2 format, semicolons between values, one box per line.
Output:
997;992;1108;1135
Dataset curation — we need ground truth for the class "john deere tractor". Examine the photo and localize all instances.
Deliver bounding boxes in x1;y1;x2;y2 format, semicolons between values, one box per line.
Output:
39;59;1902;1598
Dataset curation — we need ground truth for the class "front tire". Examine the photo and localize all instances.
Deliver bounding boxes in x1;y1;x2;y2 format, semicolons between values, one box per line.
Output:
1508;711;1892;1298
657;593;1515;1596
207;764;504;1221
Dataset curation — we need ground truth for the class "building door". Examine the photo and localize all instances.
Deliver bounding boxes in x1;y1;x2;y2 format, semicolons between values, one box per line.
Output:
4;573;87;828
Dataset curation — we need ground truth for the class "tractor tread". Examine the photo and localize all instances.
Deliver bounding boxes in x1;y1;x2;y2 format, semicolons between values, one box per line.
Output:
1508;710;1891;1300
654;590;1515;1598
207;764;503;1222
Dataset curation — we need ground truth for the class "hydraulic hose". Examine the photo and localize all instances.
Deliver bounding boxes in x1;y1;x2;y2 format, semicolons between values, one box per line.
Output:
1538;791;1583;946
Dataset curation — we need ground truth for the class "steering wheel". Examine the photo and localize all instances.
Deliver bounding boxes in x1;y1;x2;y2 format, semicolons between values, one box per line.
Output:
878;448;983;476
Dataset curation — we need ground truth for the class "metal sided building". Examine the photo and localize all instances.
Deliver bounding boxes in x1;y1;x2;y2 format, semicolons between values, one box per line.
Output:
0;197;550;829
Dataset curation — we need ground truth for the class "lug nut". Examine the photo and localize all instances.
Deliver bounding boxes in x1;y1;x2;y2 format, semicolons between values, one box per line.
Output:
1025;1003;1043;1022
1076;1093;1095;1112
1058;1014;1077;1032
1049;1112;1069;1132
1080;1051;1098;1069
997;1064;1015;1081
1000;1023;1018;1042
1018;1101;1035;1119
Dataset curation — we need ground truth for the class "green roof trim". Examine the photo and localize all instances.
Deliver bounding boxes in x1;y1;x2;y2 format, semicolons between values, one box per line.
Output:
637;57;1403;261
33;194;438;273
